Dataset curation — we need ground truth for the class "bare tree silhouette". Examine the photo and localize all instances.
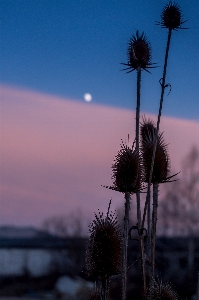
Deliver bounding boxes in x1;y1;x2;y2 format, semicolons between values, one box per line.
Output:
41;209;90;237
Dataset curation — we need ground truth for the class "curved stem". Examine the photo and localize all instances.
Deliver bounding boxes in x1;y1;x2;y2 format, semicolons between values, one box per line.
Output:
156;28;172;133
142;28;172;229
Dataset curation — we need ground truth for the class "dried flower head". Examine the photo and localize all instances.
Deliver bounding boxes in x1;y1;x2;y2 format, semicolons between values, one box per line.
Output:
141;119;171;184
147;278;179;300
85;209;122;279
107;142;142;193
158;2;186;30
140;117;157;144
122;31;154;73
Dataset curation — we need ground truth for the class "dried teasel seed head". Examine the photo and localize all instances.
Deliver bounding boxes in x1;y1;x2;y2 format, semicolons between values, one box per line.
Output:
140;117;157;144
122;31;155;73
158;2;186;30
147;278;179;300
109;142;143;193
85;210;122;279
141;119;171;184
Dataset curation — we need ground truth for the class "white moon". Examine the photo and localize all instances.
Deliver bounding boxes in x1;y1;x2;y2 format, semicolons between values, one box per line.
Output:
84;93;92;102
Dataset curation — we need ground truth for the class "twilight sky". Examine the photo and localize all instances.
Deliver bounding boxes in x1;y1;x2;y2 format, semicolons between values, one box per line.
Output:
0;1;199;227
1;0;199;120
0;85;199;227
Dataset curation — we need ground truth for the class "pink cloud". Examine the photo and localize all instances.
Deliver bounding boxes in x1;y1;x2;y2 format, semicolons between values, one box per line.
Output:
0;84;199;226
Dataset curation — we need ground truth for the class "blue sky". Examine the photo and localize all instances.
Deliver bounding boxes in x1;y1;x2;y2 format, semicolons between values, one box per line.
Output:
1;0;199;121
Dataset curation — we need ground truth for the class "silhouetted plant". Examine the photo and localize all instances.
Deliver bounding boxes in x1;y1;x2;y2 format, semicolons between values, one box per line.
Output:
122;31;153;74
105;141;143;300
158;2;186;30
85;2;189;299
141;119;171;184
146;1;186;203
140;118;178;278
110;142;142;194
147;278;179;300
85;206;122;300
140;2;186;287
122;31;155;296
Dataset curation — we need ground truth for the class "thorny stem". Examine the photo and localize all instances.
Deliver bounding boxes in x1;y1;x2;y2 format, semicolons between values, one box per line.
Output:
141;29;172;230
135;67;146;297
150;182;159;279
122;192;131;300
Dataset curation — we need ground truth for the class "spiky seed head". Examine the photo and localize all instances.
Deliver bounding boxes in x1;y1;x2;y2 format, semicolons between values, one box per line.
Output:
110;142;142;193
128;31;151;70
85;210;122;279
140;117;157;144
141;119;170;184
159;2;185;30
147;278;179;300
122;31;153;73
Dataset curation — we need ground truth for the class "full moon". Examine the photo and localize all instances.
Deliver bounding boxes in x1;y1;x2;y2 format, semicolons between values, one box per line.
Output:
84;93;92;102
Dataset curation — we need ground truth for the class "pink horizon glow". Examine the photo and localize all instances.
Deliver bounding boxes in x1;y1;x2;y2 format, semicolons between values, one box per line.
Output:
0;84;199;227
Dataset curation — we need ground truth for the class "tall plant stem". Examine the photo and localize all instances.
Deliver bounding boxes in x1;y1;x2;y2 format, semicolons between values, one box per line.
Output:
136;189;146;297
197;271;199;300
145;186;151;279
101;277;109;300
142;30;172;279
135;66;146;296
141;29;172;230
156;28;172;134
122;192;131;300
150;182;159;278
147;188;151;257
136;66;141;150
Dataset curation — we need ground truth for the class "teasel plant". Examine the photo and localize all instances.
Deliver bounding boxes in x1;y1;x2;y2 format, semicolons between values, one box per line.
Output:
85;202;122;300
147;277;179;300
140;118;156;274
122;31;155;297
141;118;177;279
122;30;155;151
139;5;187;289
143;1;187;239
105;141;143;300
155;1;187;139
